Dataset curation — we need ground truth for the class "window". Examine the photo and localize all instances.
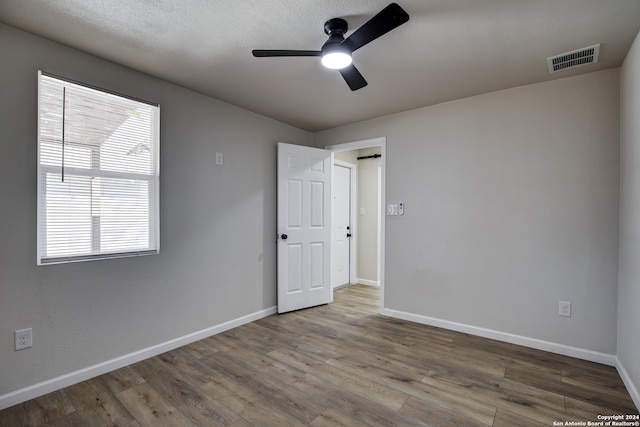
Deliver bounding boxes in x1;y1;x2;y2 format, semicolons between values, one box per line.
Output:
37;72;160;265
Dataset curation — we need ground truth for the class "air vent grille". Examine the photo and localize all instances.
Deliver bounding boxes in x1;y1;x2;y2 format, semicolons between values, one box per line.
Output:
547;44;600;73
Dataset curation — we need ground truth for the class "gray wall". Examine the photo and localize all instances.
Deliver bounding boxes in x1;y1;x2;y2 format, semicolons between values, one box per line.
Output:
619;30;640;407
0;24;312;398
315;69;621;355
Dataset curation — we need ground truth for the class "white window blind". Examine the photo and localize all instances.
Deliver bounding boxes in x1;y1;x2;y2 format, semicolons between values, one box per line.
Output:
37;72;160;265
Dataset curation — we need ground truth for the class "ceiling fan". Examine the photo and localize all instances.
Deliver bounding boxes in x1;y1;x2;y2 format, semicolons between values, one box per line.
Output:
252;3;410;91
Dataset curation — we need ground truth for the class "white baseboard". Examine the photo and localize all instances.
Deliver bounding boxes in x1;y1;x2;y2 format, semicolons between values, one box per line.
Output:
616;357;640;411
0;306;277;411
381;308;617;366
356;278;380;287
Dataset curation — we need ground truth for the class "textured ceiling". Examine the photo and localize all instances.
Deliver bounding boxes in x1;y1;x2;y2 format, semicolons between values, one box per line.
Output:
2;0;639;131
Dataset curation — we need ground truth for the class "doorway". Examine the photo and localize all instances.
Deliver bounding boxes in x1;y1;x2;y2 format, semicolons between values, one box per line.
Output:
328;138;385;310
275;139;385;313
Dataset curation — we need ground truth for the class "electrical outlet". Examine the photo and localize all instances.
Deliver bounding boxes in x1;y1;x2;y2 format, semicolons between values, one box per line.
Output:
215;152;223;165
559;301;571;317
15;328;32;350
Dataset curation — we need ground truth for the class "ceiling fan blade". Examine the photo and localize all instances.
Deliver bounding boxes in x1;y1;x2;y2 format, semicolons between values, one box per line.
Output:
342;3;409;53
339;64;368;91
252;50;322;57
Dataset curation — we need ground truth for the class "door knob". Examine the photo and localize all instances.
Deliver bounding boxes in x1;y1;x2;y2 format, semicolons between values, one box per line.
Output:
281;234;288;240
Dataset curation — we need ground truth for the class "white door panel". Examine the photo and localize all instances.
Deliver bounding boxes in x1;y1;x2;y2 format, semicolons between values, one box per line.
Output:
332;164;352;288
277;143;332;313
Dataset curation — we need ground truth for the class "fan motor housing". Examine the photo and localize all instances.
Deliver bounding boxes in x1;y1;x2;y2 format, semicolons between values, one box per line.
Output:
324;18;348;36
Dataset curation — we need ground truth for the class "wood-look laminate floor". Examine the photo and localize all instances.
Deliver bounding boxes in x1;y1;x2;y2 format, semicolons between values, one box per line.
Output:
1;284;637;426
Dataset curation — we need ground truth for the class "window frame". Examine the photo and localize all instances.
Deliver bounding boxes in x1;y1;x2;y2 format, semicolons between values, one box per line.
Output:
37;71;160;265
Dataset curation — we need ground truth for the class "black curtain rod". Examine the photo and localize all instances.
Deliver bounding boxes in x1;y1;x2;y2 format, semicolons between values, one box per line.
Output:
357;154;382;160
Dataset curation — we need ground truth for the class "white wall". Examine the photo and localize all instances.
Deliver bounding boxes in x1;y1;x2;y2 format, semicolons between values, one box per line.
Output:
0;24;312;405
334;150;358;165
618;29;640;408
315;69;621;359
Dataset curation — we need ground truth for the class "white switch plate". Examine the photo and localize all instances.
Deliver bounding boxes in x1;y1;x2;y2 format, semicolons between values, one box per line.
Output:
387;204;398;215
215;152;223;165
559;301;571;317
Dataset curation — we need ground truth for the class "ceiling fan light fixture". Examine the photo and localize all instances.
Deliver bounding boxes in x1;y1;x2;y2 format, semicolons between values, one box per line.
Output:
252;3;410;90
321;49;352;69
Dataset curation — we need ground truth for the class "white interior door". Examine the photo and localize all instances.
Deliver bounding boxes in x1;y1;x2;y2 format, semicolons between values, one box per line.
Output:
277;142;332;313
332;164;351;288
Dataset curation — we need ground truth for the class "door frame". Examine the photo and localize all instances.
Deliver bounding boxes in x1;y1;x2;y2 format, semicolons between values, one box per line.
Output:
326;137;386;313
332;160;357;288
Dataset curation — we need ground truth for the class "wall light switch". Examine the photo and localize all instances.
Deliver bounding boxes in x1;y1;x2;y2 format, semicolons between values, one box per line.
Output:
559;301;571;317
215;152;223;165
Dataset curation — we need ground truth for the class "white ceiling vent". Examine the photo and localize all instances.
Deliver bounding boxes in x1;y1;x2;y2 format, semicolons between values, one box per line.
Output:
547;44;600;73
